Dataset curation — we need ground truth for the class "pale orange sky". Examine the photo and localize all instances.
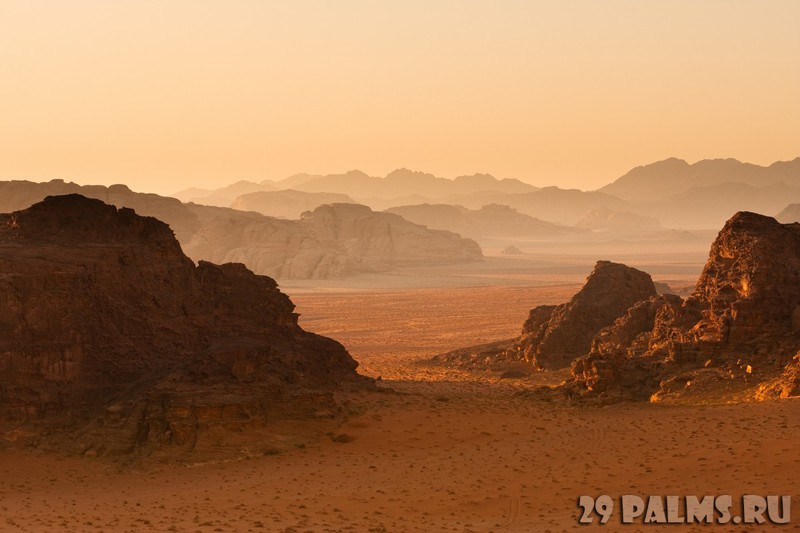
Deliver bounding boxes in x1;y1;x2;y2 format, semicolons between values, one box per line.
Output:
1;1;798;195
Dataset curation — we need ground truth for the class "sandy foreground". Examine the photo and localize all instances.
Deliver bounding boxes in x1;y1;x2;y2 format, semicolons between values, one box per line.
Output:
2;270;799;532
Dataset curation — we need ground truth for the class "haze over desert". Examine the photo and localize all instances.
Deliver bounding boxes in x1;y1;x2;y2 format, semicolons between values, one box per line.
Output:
2;1;800;532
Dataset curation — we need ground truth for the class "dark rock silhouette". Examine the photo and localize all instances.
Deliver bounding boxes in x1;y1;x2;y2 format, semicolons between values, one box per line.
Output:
0;195;371;457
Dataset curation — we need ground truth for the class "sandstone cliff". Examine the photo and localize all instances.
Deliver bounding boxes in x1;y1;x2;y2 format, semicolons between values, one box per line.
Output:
0;195;370;458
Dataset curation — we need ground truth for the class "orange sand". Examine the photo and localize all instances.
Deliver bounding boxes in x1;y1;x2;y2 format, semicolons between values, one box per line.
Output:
2;281;799;532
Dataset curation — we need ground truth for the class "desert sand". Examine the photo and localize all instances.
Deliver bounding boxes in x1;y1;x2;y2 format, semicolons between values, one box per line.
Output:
2;261;798;532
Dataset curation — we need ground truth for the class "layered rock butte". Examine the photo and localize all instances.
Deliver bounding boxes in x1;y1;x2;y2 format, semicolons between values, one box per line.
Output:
0;195;371;458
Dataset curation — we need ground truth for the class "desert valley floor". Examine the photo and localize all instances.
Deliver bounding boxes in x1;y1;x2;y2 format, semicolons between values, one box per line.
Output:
2;255;799;532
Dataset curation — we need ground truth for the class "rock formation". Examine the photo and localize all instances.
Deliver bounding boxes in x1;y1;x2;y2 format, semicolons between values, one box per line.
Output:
0;180;483;279
515;261;657;369
0;195;371;458
433;261;657;370
569;212;800;400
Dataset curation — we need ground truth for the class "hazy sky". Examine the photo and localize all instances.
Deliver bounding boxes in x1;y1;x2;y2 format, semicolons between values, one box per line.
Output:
1;1;798;195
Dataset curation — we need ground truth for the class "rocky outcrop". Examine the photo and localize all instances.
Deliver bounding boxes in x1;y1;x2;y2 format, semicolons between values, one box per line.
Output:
516;262;657;369
0;180;483;279
433;262;656;370
0;195;371;458
231;190;355;219
568;212;800;400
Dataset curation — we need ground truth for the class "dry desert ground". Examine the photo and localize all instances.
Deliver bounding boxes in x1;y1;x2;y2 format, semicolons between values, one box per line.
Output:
2;255;799;532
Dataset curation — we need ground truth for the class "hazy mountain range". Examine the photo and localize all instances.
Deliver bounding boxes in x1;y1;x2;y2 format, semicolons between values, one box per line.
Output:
173;157;800;230
600;157;800;202
2;156;798;277
174;169;537;207
386;203;585;245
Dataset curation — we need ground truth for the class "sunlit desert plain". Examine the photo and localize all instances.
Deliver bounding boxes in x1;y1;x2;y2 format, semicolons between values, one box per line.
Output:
3;253;798;532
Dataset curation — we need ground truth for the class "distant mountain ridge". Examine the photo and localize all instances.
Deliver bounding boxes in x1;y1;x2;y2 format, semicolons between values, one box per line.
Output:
167;157;800;229
173;179;277;206
171;168;538;206
600;157;800;203
386;203;585;245
290;168;538;199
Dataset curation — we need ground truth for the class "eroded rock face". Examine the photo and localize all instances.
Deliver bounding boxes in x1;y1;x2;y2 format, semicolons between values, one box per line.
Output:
519;261;657;369
0;195;369;457
569;212;800;400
